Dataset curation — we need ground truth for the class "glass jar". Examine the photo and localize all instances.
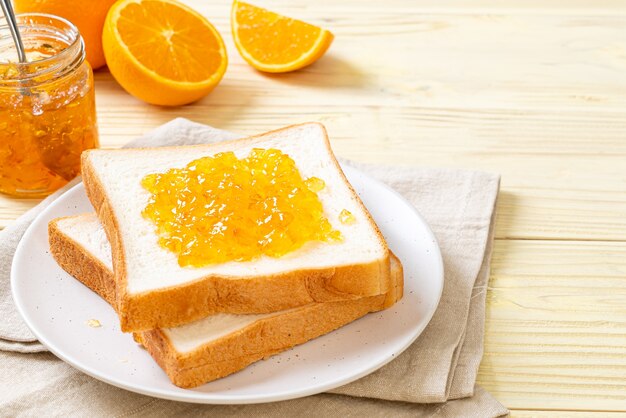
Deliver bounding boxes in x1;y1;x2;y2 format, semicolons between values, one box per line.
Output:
0;13;98;197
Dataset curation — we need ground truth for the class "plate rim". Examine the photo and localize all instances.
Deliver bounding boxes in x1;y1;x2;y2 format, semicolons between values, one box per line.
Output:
11;164;444;404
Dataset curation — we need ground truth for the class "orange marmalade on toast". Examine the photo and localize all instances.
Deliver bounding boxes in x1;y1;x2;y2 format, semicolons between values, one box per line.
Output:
141;148;342;267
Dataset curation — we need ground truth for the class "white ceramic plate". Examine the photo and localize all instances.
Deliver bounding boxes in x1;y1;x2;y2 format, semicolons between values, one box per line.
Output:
12;164;443;404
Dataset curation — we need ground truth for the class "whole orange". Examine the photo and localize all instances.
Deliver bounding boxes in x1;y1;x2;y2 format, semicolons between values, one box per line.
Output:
14;0;118;69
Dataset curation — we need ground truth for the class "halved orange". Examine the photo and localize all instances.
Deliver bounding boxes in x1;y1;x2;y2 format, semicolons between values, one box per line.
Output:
103;0;228;106
231;1;334;73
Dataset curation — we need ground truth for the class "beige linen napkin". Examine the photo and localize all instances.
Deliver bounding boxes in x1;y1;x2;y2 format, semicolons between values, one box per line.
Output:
0;119;508;417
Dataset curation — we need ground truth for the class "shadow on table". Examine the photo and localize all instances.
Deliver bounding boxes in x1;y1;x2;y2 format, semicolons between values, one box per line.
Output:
494;190;519;239
257;54;373;90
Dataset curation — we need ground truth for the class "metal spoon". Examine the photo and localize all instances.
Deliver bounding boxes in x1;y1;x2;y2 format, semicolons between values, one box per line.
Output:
0;0;27;63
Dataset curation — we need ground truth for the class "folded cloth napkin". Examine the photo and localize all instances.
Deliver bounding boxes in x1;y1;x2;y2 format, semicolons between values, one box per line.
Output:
0;119;508;417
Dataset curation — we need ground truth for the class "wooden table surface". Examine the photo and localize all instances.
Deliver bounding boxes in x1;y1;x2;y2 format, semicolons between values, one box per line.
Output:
2;0;625;415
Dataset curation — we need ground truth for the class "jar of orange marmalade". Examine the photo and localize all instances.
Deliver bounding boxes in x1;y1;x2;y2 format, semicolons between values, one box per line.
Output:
0;14;98;197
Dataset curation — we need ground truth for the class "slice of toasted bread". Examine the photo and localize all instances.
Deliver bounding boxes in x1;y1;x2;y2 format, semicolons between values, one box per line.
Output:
81;123;392;332
49;213;404;388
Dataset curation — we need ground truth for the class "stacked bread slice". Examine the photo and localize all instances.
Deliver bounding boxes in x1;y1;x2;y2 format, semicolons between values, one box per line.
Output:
48;123;404;388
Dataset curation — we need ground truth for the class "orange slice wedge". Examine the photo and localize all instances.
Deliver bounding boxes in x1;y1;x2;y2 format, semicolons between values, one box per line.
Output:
103;0;228;106
231;1;334;73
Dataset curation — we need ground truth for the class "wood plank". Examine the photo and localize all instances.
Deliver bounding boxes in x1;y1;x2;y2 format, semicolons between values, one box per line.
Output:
242;0;626;13
478;239;626;410
0;196;38;225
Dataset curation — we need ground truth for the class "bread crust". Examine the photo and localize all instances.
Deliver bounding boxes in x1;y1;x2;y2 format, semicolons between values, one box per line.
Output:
48;217;403;388
49;218;117;306
81;122;391;332
143;294;393;388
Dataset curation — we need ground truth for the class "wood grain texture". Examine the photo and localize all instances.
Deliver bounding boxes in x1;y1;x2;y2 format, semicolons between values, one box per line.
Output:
1;0;624;414
479;239;626;411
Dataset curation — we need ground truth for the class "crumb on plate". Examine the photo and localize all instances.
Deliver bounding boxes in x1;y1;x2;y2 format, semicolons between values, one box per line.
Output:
86;319;101;328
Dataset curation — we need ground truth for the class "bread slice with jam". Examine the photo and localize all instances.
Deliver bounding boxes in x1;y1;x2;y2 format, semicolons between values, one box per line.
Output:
80;123;393;332
48;213;403;388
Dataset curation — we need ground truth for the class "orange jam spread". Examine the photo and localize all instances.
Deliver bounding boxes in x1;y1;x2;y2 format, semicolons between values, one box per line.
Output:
304;176;325;192
339;209;356;224
141;148;342;267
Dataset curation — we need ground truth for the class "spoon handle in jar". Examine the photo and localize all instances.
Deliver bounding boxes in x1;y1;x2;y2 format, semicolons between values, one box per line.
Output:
0;0;28;63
